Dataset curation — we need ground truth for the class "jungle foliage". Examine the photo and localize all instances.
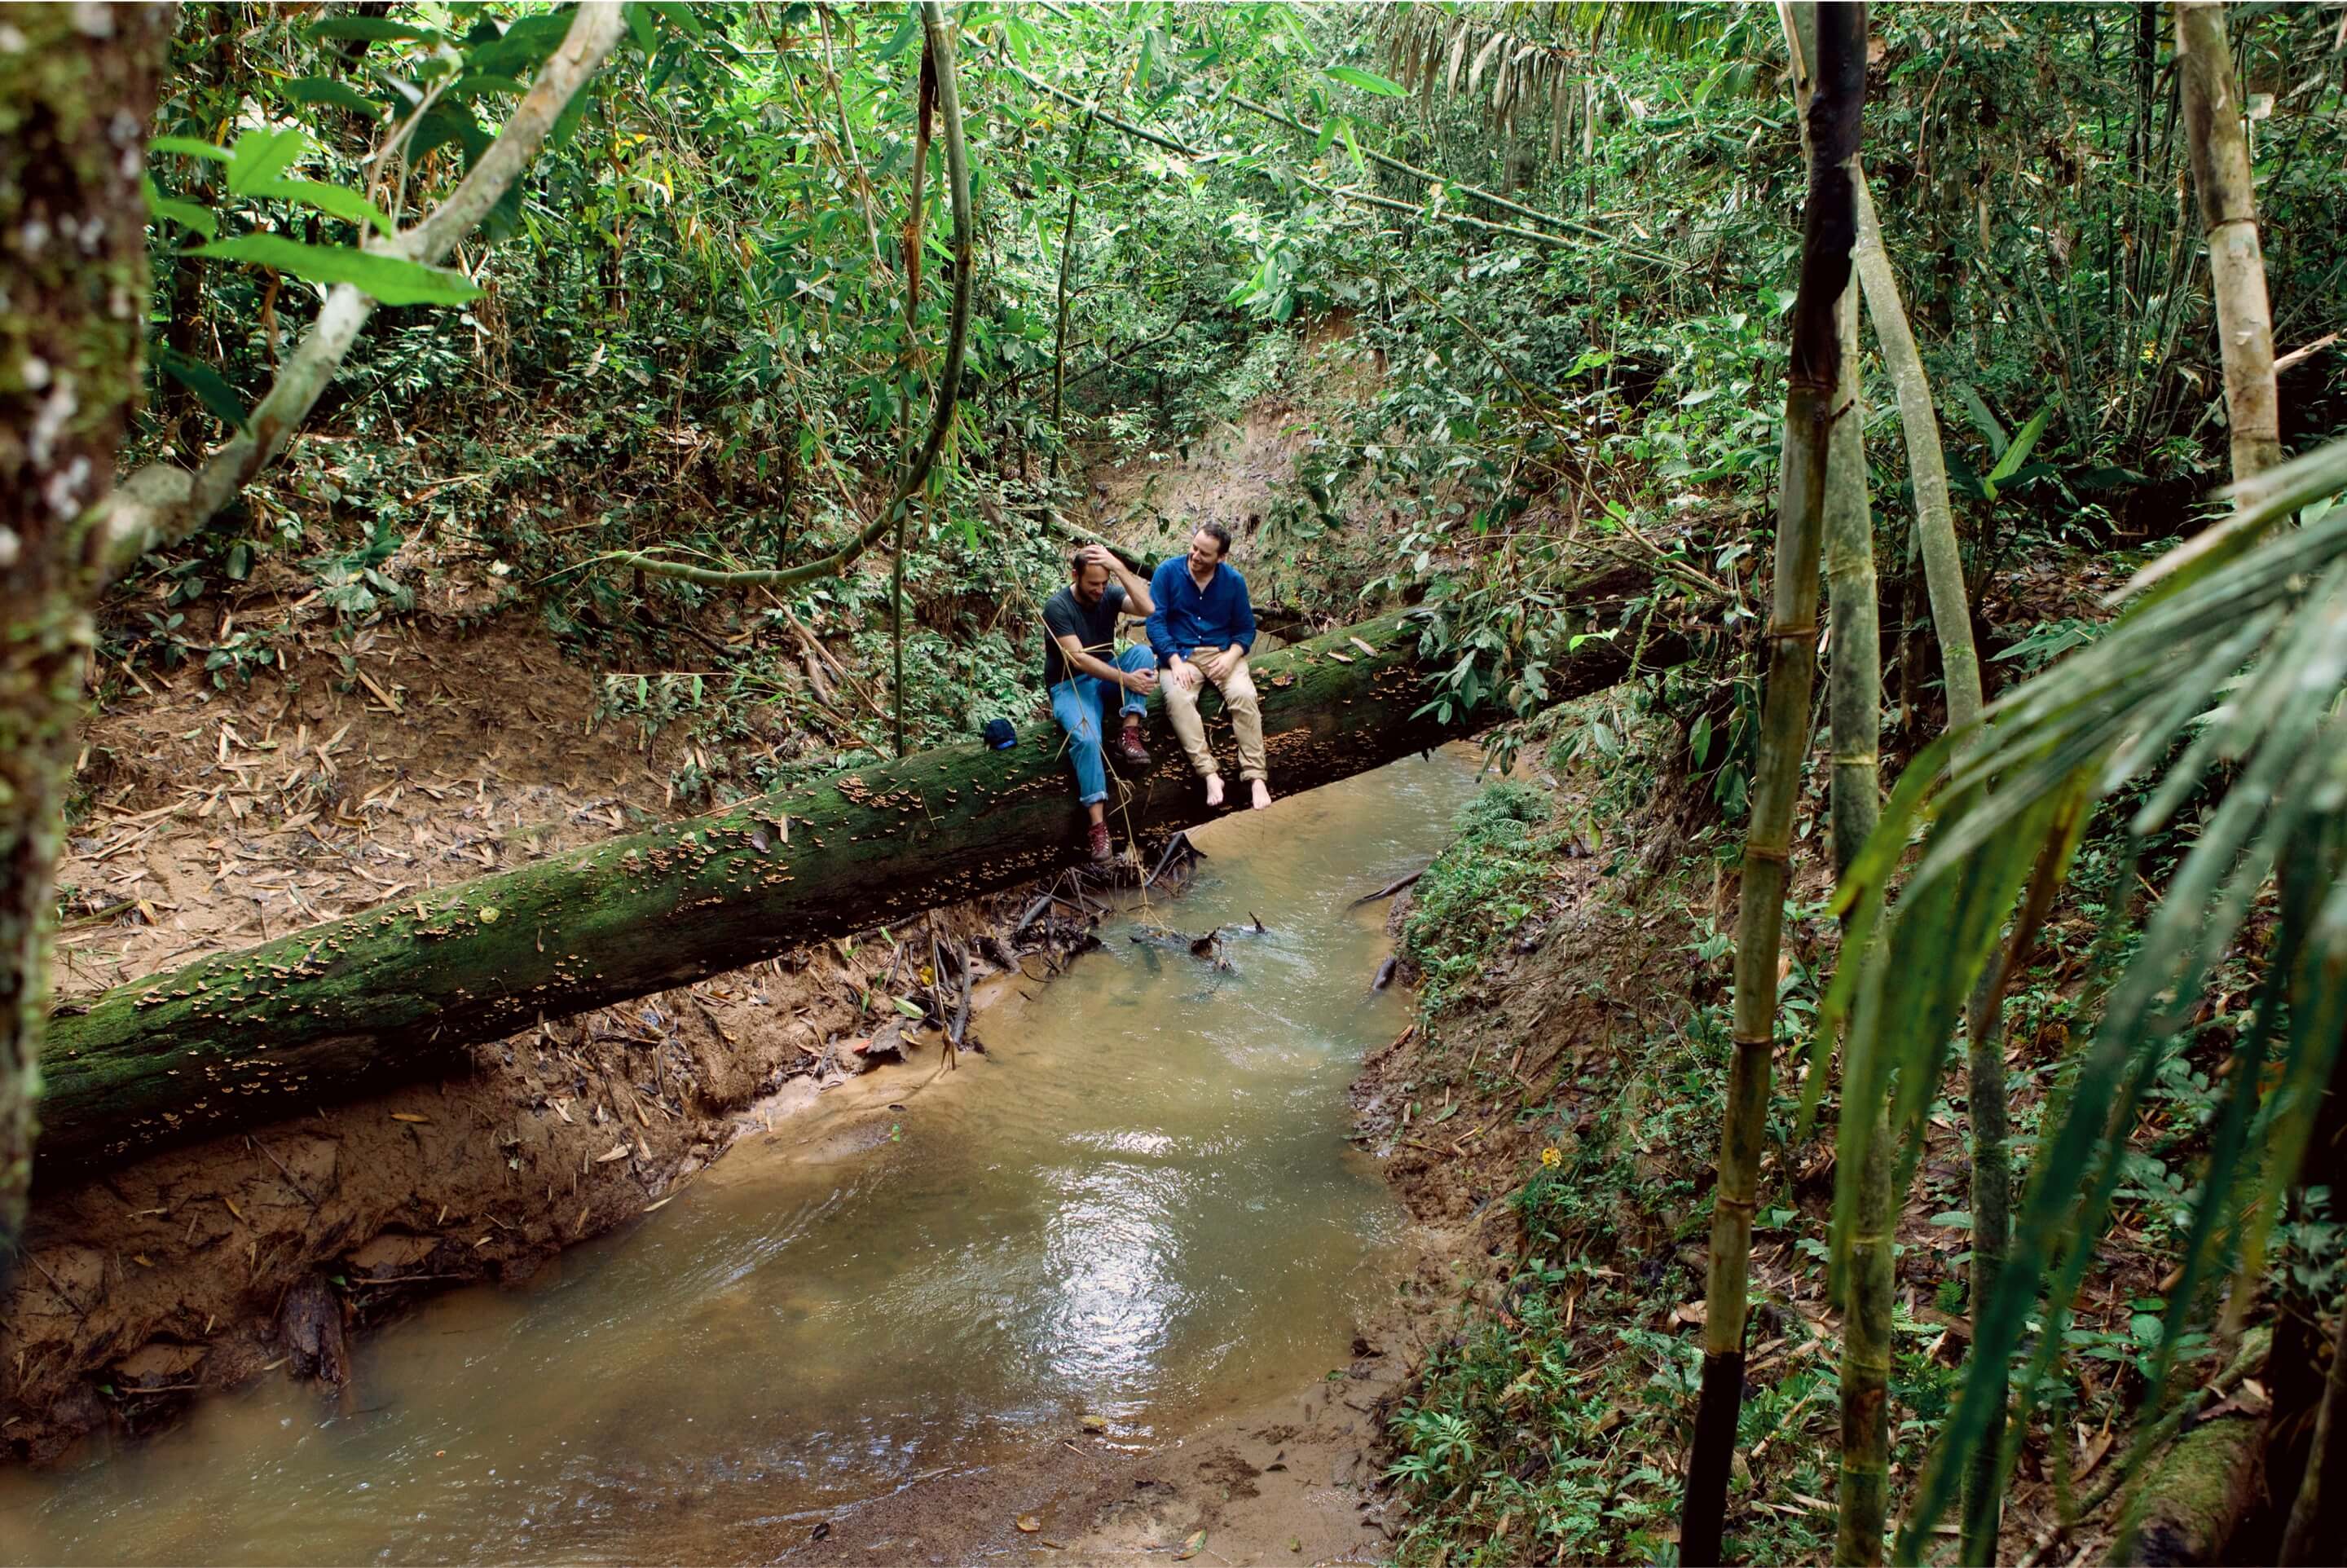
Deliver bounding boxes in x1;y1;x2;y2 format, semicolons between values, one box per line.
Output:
11;1;2347;1563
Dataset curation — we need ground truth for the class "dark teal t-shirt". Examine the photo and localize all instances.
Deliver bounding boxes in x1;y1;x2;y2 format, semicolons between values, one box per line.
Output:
1041;582;1128;687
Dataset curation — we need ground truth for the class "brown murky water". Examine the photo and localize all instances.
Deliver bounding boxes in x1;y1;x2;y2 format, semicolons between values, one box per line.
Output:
0;751;1482;1564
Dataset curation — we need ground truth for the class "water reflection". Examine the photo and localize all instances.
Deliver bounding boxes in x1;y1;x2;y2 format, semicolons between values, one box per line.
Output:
0;750;1482;1565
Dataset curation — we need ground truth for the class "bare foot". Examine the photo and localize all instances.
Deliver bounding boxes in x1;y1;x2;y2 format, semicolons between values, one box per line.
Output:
1249;778;1273;811
1203;773;1226;808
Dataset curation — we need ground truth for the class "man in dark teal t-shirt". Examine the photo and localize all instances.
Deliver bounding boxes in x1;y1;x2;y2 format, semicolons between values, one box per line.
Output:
1043;544;1157;862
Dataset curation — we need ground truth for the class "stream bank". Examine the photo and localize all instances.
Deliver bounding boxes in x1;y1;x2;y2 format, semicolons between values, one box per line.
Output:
4;752;1487;1566
1;612;1086;1469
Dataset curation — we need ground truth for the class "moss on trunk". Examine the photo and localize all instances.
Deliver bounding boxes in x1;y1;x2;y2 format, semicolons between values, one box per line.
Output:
39;601;1686;1182
0;2;172;1251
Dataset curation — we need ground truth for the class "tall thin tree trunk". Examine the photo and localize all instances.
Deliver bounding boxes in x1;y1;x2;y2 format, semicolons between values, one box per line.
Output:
1822;275;1891;1567
2175;2;2281;483
892;28;939;760
1680;8;1865;1561
0;1;173;1257
1048;108;1094;481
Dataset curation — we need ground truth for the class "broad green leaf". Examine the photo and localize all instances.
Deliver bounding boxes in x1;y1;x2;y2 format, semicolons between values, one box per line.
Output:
150;134;230;164
1324;64;1407;97
465;10;577;75
876;8;920;62
248;177;397;238
225;128;307;197
192;236;482;306
450;72;531;101
1987;402;2055;484
308;16;440;44
153;349;247;429
624;1;658;54
648;2;703;39
548;76;595;152
892;996;925;1020
412;103;491;164
281;76;383;117
142;176;216;239
1948;381;2007;459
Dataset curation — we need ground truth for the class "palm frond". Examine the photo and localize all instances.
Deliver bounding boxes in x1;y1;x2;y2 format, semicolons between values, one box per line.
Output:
1813;434;2347;1559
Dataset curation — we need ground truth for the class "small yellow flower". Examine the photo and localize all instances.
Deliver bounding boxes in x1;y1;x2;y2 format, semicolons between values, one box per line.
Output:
1539;1146;1562;1169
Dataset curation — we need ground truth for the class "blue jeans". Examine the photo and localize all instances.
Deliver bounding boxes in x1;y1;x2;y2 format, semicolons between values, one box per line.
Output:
1051;644;1153;806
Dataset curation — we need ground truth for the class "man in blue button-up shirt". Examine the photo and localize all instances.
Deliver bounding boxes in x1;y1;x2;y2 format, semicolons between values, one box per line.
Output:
1147;522;1271;810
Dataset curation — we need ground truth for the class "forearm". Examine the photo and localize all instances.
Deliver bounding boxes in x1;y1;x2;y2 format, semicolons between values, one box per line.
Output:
1115;565;1154;616
1068;649;1133;686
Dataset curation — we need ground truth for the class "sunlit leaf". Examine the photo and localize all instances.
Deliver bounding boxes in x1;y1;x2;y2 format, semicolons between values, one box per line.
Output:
1325;64;1407;96
225;127;307;197
192;235;482;306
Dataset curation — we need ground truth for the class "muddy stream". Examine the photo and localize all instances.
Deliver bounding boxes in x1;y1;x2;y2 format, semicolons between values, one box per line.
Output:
1;753;1480;1563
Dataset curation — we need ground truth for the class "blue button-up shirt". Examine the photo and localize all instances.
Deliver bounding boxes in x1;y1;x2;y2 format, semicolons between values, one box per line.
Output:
1146;557;1257;668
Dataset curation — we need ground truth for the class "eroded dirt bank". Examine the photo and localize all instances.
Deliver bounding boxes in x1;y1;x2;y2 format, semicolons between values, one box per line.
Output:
2;606;1081;1468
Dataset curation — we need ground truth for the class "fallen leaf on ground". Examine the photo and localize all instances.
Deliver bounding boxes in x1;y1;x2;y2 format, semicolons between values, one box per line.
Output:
390;1112;429;1124
1348;636;1377;657
1174;1528;1207;1560
1080;1413;1107;1434
596;1143;631;1163
1015;1513;1043;1533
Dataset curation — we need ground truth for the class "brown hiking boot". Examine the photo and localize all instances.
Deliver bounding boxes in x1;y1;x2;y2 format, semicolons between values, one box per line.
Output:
1112;720;1151;769
1086;821;1113;864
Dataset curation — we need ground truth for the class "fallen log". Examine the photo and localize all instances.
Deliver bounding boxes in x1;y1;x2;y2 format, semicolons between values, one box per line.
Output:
37;596;1686;1181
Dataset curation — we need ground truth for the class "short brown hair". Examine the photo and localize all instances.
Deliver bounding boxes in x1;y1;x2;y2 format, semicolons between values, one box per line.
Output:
1193;522;1234;558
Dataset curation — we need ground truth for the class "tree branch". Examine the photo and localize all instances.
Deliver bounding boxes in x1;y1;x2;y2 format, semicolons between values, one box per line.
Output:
988;53;1673;268
91;2;629;585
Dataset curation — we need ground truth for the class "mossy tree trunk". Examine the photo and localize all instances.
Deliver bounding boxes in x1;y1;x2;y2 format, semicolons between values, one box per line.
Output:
37;597;1689;1184
1680;7;1865;1560
0;2;173;1256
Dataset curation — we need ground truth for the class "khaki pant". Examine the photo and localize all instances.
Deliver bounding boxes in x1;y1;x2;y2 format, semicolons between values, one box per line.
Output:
1160;654;1266;782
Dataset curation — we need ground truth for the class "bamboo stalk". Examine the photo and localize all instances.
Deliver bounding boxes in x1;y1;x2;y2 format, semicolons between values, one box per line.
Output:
2175;2;2282;484
1823;271;1891;1567
1845;80;2008;1568
1850;176;1982;734
1680;8;1865;1560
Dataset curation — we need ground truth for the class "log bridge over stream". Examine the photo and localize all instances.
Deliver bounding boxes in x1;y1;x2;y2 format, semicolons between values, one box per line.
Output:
38;579;1684;1184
